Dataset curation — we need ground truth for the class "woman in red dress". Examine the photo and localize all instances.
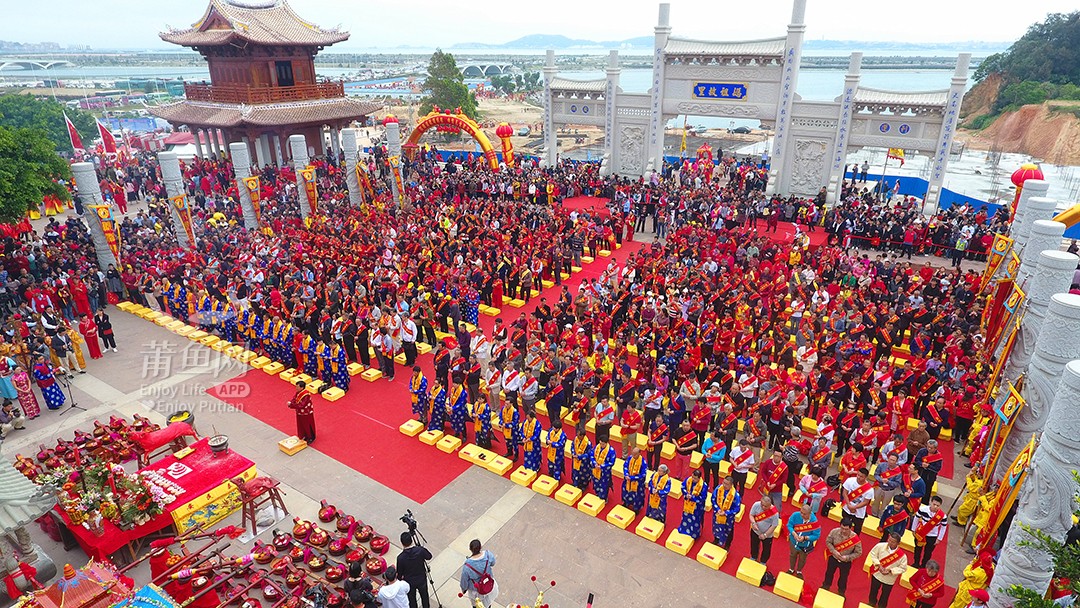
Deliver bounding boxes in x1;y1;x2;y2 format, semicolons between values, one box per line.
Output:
11;366;40;419
78;314;103;359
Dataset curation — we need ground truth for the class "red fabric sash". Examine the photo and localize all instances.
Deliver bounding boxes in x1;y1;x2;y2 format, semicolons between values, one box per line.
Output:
848;481;875;502
835;535;860;553
706;440;726;459
906;576;943;605
793;520;819;533
650;424;668;442
882;510;909;528
752;505;778;523
915;509;945;541
676;432;695;449
733;449;753;468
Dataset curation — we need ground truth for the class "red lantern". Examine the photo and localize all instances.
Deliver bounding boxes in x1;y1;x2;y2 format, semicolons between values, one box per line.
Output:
496;123;514;139
1010;163;1045;220
382;115;399;126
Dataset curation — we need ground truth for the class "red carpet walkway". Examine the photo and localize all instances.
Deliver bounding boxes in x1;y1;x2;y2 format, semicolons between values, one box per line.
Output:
209;210;643;503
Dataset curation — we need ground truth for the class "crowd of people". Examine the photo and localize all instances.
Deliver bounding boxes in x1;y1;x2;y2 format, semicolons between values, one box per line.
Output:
1;136;1030;608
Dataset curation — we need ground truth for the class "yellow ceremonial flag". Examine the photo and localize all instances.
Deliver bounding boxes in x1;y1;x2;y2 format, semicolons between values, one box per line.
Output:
680;117;688;154
887;148;905;166
976;435;1035;551
980;233;1014;293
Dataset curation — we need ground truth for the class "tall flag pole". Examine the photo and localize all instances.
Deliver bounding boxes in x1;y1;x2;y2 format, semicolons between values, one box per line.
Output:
96;119;118;156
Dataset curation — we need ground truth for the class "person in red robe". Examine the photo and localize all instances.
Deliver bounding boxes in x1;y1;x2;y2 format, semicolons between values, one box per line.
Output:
68;278;92;317
288;381;315;443
78;314;103;359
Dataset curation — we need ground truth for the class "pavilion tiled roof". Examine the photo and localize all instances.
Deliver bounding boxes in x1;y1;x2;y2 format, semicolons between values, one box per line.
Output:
665;36;787;57
854;88;950;108
160;0;348;48
0;459;56;532
151;97;382;128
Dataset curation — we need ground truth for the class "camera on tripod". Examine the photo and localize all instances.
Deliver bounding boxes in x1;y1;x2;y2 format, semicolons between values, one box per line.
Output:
400;509;418;533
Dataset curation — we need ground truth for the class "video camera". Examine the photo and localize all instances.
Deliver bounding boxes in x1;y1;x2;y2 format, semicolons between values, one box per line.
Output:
400;509;418;532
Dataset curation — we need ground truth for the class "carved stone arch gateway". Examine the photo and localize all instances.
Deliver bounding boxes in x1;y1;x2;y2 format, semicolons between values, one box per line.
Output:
403;107;513;170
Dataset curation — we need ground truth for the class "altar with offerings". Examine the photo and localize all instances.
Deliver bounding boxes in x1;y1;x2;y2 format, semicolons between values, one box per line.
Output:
47;438;256;561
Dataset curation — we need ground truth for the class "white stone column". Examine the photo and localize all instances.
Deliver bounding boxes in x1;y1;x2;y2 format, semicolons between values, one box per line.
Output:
290;134;311;219
158;151;193;249
71;162;116;271
924;53;970;213
988;305;1080;608
273;135;285;167
1011;179;1050;243
645;3;671;178
600;50;620;177
230;142;259;230
1017;219;1066;288
341;128;362;207
1013;194;1057;256
191;127;205;159
995;248;1078;479
542;50;558;168
826;52;861;205
211;129;222;158
253;134;267;167
766;0;807;196
329;126;341;159
385;120;403;205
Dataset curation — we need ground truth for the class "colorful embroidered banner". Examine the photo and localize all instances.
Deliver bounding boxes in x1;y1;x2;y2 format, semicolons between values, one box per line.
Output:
169;194;196;247
88;204;121;264
299;166;318;216
242;175;262;225
388;155;404;205
975;435;1034;551
980;233;1013;293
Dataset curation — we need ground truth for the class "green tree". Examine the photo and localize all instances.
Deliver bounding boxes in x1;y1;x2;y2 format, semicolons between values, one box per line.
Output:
985;12;1080;85
0;94;96;154
1003;471;1079;608
994;80;1053;111
0;126;72;222
419;49;478;119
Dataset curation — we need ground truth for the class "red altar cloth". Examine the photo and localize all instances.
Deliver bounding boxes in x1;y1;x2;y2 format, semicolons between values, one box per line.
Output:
57;438;255;561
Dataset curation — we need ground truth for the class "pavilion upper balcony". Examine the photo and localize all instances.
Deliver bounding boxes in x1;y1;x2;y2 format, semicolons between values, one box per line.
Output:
183;81;346;105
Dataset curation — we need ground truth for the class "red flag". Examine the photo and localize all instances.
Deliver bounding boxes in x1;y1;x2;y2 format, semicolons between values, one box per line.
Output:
64;112;84;153
97;120;117;155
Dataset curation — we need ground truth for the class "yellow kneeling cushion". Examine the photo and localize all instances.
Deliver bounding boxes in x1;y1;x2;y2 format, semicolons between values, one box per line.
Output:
508;299;525;308
437;435;462;453
661;442;676;460
773;571;804;602
598;250;611;257
187;330;208;341
394;353;407;365
899;565;918;589
347;362;364;376
418;430;444;445
511;466;538;486
531;475;558;496
577;493;605;516
251;356;272;369
736;557;767;586
634;517;664;542
262;362;284;375
696;543;727;570
554;484;583;506
606;505;636;529
278;368;298;382
690;452;703;469
665;531;694;556
361;368;383;382
278;436;307;455
813;589;844;608
321;387;345;402
482;307;501;317
399;420;424;437
486;455;514;476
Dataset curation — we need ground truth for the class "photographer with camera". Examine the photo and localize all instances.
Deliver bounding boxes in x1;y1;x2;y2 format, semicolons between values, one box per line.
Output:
343;562;377;608
397;531;433;608
376;567;410;608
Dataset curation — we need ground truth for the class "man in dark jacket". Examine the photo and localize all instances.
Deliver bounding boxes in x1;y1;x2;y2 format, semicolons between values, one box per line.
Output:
396;532;433;608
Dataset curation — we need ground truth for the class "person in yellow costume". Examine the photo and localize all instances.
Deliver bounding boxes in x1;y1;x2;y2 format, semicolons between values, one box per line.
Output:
66;326;87;370
953;471;984;527
948;552;994;608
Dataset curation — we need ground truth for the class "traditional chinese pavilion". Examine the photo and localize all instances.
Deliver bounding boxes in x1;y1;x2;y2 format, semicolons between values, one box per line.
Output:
152;0;380;165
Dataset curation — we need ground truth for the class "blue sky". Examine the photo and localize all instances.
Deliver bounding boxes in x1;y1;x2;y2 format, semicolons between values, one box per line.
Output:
3;0;1077;50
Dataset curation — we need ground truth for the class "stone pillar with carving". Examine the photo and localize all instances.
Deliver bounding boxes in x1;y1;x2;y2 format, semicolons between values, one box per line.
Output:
1012;196;1059;262
341;128;362;207
71;162;116;272
158;151;193;248
601;50;620;177
1010;181;1050;242
924;54;970;213
289;135;311;220
542;50;558;168
988;344;1080;608
1017;219;1065;288
384;119;403;206
766;0;807;196
229;142;259;230
994;242;1074;481
645;3;671;178
826;52;861;205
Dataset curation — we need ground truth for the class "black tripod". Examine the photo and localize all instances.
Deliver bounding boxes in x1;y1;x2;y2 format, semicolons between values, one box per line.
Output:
56;372;87;416
403;511;443;608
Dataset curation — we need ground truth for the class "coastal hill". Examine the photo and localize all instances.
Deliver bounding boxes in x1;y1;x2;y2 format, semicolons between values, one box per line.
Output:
958;11;1080;164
